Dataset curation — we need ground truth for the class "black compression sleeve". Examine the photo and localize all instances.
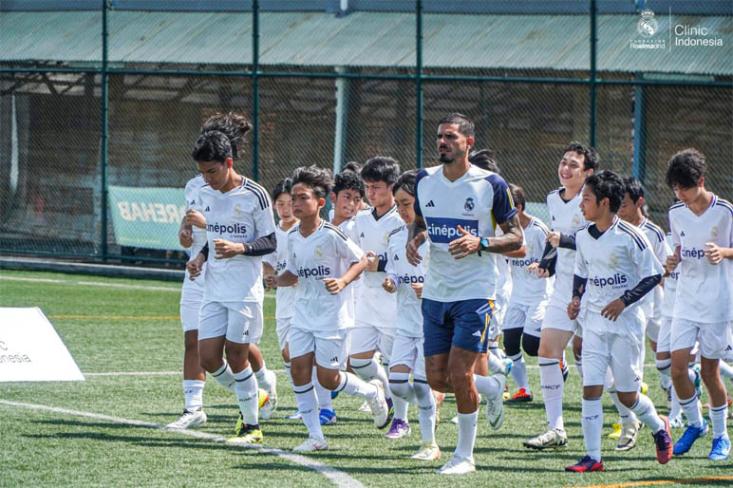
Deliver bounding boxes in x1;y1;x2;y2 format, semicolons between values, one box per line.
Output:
538;241;557;276
377;256;387;272
573;274;587;300
558;233;577;250
201;243;209;260
243;233;277;256
620;274;662;306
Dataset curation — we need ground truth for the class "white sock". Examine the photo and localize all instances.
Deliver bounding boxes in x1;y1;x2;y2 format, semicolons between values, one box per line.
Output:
582;398;603;462
670;384;682;419
233;366;259;426
631;394;664;433
679;393;703;428
710;404;729;438
414;380;436;443
313;367;333;411
293;382;323;440
473;374;502;399
719;361;733;381
610;391;638;426
487;352;505;374
509;353;529;390
393;395;409;422
539;357;565;431
688;365;698;384
336;371;376;400
211;362;236;393
254;363;273;392
488;342;505;360
454;411;478;461
389;372;416;405
656;358;672;391
575;359;584;382
351;357;391;399
183;380;205;411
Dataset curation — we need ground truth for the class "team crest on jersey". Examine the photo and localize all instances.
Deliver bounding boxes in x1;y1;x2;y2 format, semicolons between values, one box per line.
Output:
711;226;719;239
464;197;475;212
572;215;581;226
608;252;619;268
314;246;323;257
383;232;390;245
233;204;242;216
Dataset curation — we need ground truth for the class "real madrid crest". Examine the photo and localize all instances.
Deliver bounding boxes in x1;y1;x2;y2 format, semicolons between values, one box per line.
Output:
638;10;658;38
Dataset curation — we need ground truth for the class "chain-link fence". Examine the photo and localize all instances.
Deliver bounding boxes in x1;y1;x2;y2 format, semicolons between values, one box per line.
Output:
1;2;731;266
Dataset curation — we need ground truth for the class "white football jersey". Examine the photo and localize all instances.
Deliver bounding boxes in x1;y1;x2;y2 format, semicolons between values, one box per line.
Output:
547;187;586;304
198;178;276;303
263;222;297;320
181;175;206;302
509;217;553;307
336;216;360;328
353;206;403;328
286;220;365;331
661;233;679;319
639;217;670;322
669;194;733;323
385;225;428;338
575;217;663;324
414;165;518;302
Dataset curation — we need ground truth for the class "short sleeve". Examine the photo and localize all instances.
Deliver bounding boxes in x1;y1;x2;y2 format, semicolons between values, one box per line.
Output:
413;169;429;218
633;233;664;280
486;173;517;225
337;234;365;264
254;196;277;239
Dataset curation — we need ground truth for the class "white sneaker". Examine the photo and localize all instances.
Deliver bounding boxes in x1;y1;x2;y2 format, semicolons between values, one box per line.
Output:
485;374;505;430
523;428;568;449
437;454;475;475
358;400;372;413
166;409;207;430
293;436;328;452
411;442;441;461
288;411;303;420
367;379;390;429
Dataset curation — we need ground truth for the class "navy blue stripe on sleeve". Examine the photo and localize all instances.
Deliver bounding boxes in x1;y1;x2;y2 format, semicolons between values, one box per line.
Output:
485;173;517;224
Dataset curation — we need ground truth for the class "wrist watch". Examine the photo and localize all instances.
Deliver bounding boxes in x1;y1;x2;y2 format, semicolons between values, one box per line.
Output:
478;237;490;256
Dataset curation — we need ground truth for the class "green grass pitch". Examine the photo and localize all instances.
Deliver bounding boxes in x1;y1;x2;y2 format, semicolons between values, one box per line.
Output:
1;269;731;487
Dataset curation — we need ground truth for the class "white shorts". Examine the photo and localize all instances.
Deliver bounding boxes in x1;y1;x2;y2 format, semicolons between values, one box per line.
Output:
198;300;263;344
503;301;544;338
541;301;579;334
657;316;672;353
582;312;644;392
350;322;395;362
389;334;427;381
646;315;661;343
289;327;350;370
671;318;732;359
276;317;292;351
180;300;202;332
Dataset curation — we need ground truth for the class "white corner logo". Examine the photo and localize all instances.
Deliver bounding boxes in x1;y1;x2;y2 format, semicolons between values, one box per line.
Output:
637;10;658;38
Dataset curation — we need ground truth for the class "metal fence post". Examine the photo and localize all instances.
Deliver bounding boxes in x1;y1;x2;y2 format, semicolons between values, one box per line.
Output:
632;74;646;182
100;0;110;261
589;0;597;148
251;0;260;182
415;0;424;169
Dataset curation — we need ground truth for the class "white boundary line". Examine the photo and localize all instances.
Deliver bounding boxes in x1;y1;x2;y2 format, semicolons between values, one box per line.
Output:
0;275;180;292
0;399;364;488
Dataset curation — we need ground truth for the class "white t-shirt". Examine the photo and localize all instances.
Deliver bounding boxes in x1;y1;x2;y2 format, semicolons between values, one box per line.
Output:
385;225;428;338
263;222;297;320
575;218;663;329
639;218;670;322
181;175;207;302
286;220;365;331
547;187;586;305
198;178;276;303
353;206;403;328
414;165;517;302
509;217;553;307
669;194;733;323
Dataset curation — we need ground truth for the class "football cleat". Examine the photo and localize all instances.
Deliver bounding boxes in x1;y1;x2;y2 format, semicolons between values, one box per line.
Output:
608;422;622;440
264;370;278;414
508;388;533;403
288;411;303;420
673;420;708;455
411;442;441;461
358;400;372;413
293;436;328;453
367;379;391;429
165;409;207;430
669;415;684;429
485;374;505;430
436;455;475;475
319;408;337;426
709;435;731;461
259;389;275;421
565;456;604;473
523;428;568;449
615;420;641;451
653;416;673;464
227;423;263;447
385;418;411;439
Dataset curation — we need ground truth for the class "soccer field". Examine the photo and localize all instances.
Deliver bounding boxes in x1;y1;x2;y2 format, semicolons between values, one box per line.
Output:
1;269;731;488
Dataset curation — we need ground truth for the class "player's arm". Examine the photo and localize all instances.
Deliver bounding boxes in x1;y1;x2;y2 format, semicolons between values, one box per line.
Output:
324;257;367;295
568;243;587;319
705;243;733;264
178;216;193;248
603;238;662;321
276;270;298;287
407;213;428;265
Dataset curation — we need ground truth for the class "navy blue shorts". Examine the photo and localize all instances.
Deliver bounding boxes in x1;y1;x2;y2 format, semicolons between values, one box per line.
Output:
421;298;495;357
